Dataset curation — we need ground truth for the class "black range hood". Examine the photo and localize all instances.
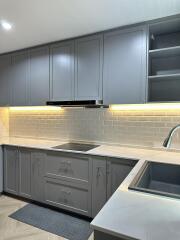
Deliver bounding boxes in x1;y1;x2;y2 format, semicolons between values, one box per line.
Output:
46;100;107;108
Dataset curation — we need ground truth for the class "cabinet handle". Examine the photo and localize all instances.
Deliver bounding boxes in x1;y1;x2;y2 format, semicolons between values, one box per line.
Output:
60;160;71;166
61;189;71;195
38;160;40;177
107;162;110;185
61;160;66;164
32;161;35;174
58;166;68;172
67;161;71;166
97;167;101;178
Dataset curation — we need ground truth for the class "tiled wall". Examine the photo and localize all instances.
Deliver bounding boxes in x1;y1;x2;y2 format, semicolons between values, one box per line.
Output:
0;108;9;137
9;108;180;148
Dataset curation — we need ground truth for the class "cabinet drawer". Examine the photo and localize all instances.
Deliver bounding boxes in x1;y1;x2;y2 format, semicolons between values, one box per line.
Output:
44;177;91;216
45;152;90;183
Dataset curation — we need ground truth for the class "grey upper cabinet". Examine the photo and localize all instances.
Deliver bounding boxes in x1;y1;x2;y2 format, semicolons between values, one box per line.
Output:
92;158;107;217
75;34;103;100
50;41;75;101
103;25;147;105
19;149;31;199
11;51;29;106
0;55;11;106
29;47;50;106
4;146;19;195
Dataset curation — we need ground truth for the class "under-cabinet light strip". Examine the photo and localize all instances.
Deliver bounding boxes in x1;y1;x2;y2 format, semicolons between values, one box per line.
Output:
8;103;180;111
110;103;180;111
9;106;62;111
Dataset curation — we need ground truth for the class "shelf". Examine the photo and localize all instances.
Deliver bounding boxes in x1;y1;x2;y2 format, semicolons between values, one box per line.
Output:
149;46;180;58
148;73;180;81
149;18;180;35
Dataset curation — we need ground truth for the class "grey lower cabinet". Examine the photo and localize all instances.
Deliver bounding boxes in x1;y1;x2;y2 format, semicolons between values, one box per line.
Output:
44;151;92;216
11;51;29;106
107;158;137;199
31;152;45;202
3;146;137;218
50;41;75;101
92;157;107;217
103;25;147;105
3;146;45;202
75;35;103;100
92;157;137;217
19;149;31;199
0;54;11;106
29;46;50;106
4;146;19;195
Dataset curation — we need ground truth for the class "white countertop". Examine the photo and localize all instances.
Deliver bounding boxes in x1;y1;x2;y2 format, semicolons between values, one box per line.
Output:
90;146;180;240
2;136;180;239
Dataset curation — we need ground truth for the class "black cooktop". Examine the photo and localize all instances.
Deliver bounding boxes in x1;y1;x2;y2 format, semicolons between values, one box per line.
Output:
52;142;99;152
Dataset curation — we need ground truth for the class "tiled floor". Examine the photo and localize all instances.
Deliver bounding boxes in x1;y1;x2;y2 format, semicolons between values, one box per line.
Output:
0;195;94;240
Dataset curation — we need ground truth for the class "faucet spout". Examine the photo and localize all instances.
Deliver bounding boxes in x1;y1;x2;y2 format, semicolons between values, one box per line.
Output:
163;124;180;148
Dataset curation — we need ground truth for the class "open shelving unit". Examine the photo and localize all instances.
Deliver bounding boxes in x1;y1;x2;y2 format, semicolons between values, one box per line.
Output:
148;18;180;102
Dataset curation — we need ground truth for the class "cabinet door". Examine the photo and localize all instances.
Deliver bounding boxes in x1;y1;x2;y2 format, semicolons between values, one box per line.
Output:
11;51;29;106
92;158;107;217
107;159;136;199
4;146;18;195
75;35;103;100
103;25;147;104
50;41;75;101
19;149;31;199
0;54;11;106
31;152;45;202
29;46;50;105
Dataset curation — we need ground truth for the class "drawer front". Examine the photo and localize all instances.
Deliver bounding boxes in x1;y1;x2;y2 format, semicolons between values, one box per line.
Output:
44;177;91;216
45;152;89;182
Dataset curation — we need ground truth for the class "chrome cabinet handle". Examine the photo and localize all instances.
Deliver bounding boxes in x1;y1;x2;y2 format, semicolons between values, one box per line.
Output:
61;189;71;195
67;161;71;166
60;160;71;165
58;166;68;172
58;160;72;172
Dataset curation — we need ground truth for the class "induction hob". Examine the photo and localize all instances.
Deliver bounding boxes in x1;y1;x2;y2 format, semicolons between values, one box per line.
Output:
52;142;99;152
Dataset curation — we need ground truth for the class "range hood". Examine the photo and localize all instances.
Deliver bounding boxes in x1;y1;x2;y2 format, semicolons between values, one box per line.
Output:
46;100;106;108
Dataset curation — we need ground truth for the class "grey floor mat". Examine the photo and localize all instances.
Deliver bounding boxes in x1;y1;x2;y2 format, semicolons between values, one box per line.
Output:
9;203;93;240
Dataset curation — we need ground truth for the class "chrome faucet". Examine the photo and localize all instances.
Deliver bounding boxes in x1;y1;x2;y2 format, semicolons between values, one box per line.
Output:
163;124;180;148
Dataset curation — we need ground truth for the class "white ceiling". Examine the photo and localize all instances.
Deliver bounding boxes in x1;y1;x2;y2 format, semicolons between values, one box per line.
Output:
0;0;180;54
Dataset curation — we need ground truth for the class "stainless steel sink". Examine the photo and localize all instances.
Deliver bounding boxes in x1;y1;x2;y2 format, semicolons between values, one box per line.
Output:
129;161;180;199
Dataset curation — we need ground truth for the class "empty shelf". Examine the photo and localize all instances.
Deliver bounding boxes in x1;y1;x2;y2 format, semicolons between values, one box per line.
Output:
149;46;180;58
149;73;180;81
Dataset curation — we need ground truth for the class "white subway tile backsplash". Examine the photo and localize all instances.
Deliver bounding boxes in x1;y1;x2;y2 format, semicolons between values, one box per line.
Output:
9;108;180;148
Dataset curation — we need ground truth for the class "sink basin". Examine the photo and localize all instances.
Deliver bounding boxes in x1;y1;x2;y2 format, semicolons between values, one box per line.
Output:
129;161;180;199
